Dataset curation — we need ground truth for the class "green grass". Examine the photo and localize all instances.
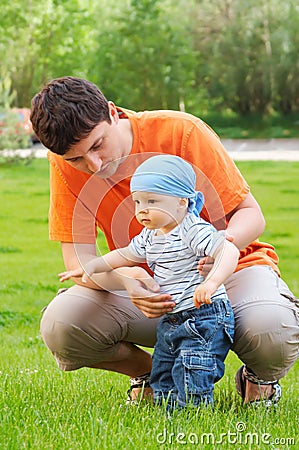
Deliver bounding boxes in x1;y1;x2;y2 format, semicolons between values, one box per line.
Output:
0;159;298;449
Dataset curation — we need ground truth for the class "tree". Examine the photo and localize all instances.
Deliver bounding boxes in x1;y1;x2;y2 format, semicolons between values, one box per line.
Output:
185;0;299;114
0;0;97;106
90;0;199;111
0;0;298;115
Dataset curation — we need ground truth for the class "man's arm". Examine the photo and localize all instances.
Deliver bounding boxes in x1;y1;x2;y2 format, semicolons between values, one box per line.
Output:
198;192;265;276
61;242;99;288
225;192;266;250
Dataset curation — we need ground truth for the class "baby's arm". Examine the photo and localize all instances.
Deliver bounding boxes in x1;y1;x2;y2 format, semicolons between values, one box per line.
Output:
58;247;143;283
193;240;239;307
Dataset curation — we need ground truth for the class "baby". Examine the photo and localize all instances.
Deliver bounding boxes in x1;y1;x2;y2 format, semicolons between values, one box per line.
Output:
59;155;239;409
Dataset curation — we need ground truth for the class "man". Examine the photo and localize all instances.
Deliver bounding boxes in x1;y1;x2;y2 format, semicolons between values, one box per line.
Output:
30;76;298;406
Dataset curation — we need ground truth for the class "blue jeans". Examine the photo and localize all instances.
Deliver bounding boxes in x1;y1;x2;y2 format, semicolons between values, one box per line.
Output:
150;298;234;409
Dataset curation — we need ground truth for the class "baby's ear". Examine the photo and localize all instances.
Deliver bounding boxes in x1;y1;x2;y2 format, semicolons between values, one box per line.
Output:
179;198;189;208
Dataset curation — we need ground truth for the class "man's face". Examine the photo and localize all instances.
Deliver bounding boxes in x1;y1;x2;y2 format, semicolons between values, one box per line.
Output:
61;103;132;177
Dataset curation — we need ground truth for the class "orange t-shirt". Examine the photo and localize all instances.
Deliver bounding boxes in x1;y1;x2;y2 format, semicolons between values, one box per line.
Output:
48;108;279;273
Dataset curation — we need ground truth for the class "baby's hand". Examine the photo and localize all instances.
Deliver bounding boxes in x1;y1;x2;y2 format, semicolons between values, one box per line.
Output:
193;284;213;308
58;267;84;282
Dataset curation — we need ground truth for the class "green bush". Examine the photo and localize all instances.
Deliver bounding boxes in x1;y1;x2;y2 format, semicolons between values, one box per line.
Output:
0;109;31;149
0;108;33;164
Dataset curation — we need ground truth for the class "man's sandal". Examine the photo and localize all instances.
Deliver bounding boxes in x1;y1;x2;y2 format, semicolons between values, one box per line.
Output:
235;365;281;407
126;372;152;405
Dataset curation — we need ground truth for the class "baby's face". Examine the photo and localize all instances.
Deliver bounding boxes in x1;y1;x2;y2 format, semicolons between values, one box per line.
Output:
132;191;187;234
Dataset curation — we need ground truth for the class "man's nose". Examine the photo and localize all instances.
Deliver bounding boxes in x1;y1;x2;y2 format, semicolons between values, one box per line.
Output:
85;153;102;173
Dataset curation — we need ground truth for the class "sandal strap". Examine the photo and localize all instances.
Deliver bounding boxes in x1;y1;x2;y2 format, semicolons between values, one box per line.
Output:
126;372;151;405
129;372;151;390
252;382;282;407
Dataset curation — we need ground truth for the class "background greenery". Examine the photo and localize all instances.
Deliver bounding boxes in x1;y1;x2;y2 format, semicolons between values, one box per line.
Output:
0;1;298;447
0;159;298;449
1;0;299;137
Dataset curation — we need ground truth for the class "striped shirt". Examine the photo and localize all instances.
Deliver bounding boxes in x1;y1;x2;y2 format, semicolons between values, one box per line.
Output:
128;213;228;313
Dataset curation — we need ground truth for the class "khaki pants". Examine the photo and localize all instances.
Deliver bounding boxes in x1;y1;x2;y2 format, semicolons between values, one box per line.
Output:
40;266;299;381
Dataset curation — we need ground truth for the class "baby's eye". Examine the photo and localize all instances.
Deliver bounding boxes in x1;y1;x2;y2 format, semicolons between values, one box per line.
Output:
134;199;140;204
148;199;156;204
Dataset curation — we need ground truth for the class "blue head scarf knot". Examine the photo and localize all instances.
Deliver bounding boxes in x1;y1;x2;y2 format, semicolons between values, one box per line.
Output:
130;155;204;216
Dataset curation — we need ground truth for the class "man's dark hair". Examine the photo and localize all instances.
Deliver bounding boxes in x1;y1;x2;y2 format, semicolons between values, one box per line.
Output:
30;76;111;155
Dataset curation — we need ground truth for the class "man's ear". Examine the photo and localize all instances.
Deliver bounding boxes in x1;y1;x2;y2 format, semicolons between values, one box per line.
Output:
108;101;119;123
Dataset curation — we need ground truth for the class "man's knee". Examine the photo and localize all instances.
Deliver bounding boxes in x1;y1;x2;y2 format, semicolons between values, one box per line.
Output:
41;315;119;371
40;288;124;371
40;317;82;370
233;304;299;380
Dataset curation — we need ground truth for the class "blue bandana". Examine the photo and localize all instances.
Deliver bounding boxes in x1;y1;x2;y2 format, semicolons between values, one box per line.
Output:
130;155;204;216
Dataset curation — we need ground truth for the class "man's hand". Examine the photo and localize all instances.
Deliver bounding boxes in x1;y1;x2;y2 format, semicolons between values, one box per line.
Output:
114;267;176;318
59;267;84;282
197;256;214;278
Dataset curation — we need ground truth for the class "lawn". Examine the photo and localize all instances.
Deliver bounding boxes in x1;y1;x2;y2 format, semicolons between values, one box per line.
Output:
0;159;298;449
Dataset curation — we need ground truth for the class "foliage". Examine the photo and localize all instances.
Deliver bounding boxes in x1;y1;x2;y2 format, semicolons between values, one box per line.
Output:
202;110;299;139
0;158;298;449
186;0;299;115
89;0;199;111
0;74;32;161
0;0;299;117
0;74;16;109
0;108;31;156
0;0;96;106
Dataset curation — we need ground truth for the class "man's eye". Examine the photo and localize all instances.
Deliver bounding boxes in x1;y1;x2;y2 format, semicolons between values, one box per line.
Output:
92;143;103;151
69;157;80;163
